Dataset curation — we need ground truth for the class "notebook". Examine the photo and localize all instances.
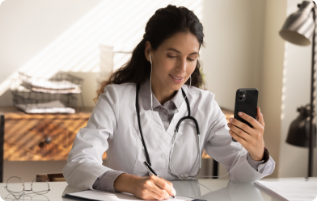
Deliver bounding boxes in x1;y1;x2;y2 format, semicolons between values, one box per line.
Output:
64;190;193;201
255;179;317;201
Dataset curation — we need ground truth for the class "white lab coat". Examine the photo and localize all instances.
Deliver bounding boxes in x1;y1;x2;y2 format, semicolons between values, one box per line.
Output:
63;83;275;190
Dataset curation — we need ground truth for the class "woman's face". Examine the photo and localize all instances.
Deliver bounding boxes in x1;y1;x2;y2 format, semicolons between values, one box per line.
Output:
145;32;200;94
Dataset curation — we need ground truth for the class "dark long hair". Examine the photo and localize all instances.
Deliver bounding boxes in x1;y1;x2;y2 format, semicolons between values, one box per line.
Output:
95;5;205;100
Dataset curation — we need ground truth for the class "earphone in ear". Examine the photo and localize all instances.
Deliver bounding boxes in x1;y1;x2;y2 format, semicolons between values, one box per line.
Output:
149;54;152;64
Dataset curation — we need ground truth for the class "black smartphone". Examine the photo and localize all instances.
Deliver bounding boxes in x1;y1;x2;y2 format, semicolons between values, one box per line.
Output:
232;88;258;142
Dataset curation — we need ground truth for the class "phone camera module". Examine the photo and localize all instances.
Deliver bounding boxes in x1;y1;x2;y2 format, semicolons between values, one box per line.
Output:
238;90;246;101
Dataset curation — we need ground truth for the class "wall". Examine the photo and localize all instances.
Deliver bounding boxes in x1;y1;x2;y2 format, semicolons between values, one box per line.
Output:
278;0;317;177
201;0;265;110
258;0;287;178
201;0;268;177
0;0;103;107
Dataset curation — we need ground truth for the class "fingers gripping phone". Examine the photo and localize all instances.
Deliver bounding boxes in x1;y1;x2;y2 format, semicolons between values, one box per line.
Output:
232;88;258;142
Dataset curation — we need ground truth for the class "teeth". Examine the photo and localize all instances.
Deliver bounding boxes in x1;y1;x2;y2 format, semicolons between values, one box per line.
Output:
171;75;182;80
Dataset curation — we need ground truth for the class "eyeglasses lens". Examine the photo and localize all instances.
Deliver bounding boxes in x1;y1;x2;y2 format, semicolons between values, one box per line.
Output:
32;178;49;195
7;177;24;194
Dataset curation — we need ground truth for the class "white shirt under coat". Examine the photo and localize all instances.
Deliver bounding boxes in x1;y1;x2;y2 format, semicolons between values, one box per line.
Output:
63;81;276;191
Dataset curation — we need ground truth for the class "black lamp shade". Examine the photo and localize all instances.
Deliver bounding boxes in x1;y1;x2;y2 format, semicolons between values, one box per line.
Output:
286;105;316;147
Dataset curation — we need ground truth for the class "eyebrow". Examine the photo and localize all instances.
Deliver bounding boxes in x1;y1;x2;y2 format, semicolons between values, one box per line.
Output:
167;48;198;55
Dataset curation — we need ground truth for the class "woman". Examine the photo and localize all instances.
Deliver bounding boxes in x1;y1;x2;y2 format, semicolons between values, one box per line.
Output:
63;5;275;200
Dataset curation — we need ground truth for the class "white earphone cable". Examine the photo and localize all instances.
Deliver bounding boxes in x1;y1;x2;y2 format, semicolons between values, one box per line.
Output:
149;54;153;111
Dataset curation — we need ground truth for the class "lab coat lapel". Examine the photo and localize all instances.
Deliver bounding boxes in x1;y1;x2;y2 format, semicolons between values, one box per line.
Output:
135;86;188;151
136;103;168;151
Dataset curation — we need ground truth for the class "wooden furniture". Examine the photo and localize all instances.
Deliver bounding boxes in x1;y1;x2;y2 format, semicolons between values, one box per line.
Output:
0;106;233;182
36;173;66;182
0;112;4;183
0;107;105;162
0;107;106;183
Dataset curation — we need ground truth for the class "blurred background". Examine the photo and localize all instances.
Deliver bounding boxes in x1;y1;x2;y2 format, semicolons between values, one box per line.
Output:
0;0;316;182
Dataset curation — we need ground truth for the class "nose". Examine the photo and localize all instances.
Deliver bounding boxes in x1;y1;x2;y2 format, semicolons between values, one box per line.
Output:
177;57;187;72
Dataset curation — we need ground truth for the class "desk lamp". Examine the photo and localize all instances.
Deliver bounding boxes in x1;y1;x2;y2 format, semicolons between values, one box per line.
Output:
279;0;316;178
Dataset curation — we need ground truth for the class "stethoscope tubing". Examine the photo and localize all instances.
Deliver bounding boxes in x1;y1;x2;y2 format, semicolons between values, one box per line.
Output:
136;84;152;166
135;83;201;178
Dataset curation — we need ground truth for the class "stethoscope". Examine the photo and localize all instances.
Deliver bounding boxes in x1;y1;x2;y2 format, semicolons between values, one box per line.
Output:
135;83;202;179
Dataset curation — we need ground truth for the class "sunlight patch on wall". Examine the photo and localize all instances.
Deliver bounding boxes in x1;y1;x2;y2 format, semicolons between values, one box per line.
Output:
281;44;288;121
0;0;202;96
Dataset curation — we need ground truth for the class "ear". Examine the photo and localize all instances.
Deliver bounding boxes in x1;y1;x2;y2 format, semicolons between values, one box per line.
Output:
144;41;152;62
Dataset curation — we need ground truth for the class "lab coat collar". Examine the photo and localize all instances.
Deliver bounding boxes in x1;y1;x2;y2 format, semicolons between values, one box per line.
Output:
137;82;189;138
139;78;186;111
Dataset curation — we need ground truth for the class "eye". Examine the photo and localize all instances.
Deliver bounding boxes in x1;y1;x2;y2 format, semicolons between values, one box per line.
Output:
167;55;177;58
187;58;196;61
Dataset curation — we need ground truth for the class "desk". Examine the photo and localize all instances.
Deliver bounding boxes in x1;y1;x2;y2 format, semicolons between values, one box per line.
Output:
0;178;304;201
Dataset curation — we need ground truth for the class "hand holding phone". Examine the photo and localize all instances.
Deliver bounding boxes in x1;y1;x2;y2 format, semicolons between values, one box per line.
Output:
232;89;258;142
229;89;266;161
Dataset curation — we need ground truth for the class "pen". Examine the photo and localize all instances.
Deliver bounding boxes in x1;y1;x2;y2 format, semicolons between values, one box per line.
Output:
143;161;175;198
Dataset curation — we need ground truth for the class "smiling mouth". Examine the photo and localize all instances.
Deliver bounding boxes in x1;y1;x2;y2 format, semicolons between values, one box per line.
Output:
170;74;183;80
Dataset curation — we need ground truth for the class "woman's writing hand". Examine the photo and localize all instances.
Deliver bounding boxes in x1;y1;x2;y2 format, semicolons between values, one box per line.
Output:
114;173;176;200
227;107;265;161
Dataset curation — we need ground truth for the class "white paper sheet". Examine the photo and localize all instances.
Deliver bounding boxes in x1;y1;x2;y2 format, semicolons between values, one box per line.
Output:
16;100;75;114
255;180;317;201
22;79;79;90
65;190;192;201
22;83;81;94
